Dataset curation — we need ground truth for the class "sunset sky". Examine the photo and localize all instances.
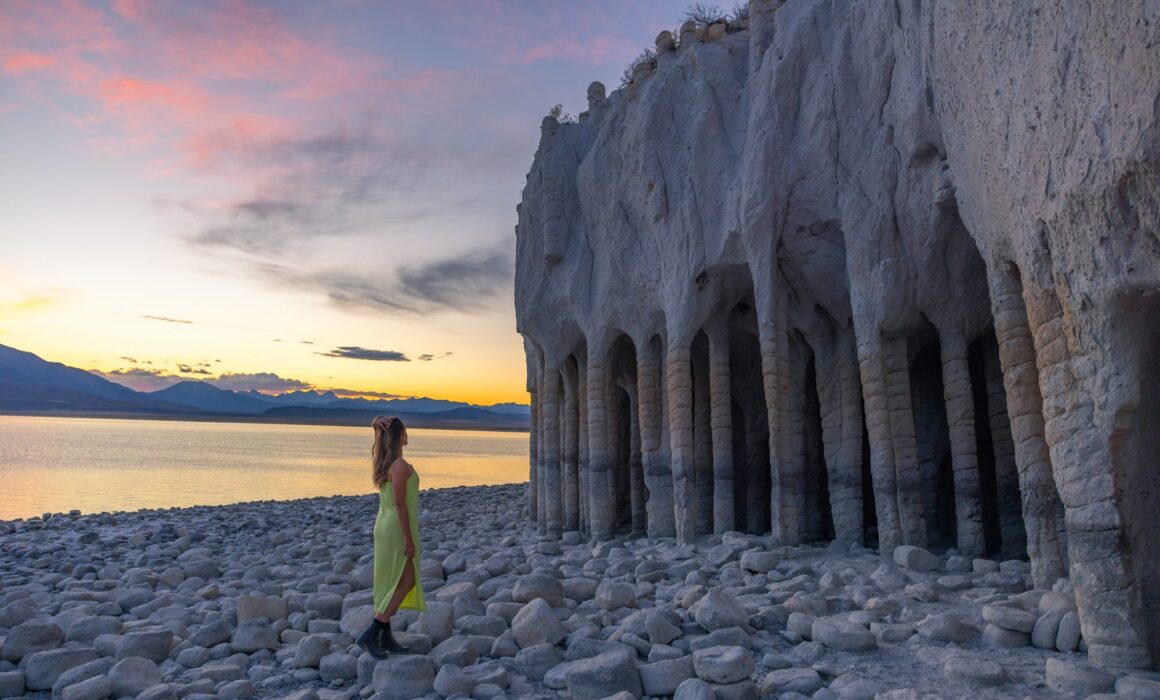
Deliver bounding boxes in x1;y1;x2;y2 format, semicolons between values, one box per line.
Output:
0;0;689;406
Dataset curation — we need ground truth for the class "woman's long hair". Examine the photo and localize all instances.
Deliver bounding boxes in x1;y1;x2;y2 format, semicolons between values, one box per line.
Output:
371;415;406;488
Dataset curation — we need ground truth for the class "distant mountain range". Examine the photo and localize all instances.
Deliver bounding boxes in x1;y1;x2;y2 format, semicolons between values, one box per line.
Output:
0;344;529;431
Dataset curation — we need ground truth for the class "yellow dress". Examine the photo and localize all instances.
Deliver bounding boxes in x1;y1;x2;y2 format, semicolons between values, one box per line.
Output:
373;466;427;613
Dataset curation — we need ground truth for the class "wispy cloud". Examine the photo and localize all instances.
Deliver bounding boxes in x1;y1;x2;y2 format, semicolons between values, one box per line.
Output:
417;352;452;361
318;346;409;362
0;289;73;319
328;388;406;399
256;245;512;316
177;364;210;375
209;371;311;393
142;314;192;324
92;367;183;392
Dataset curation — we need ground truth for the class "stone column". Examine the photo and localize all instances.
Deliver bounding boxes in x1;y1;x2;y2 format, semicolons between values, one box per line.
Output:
825;335;865;544
563;366;580;532
535;360;547;535
542;369;563;538
693;345;713;535
856;339;903;551
786;341;809;538
578;356;590;535
884;337;926;546
988;265;1063;587
629;390;646;535
838;336;867;544
817;350;855;544
638;341;675;537
606;370;621;529
666;341;696;544
529;387;539;526
940;333;985;557
706;317;734;534
758;283;797;544
1024;276;1149;667
747;0;778;77
587;344;613;540
982;335;1025;559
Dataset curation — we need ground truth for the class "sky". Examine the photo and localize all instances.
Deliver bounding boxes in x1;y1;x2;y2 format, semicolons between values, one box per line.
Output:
0;0;690;406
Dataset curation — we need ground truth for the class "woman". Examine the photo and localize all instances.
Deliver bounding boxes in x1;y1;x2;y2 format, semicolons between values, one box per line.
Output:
357;415;427;658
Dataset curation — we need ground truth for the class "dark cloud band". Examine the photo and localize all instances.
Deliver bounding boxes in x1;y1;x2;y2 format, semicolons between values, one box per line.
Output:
318;346;409;361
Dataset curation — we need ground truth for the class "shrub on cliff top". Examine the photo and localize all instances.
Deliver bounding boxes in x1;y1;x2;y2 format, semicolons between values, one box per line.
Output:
618;47;658;88
683;3;727;27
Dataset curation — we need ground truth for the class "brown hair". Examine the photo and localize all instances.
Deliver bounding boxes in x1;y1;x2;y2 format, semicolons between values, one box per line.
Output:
371;415;406;488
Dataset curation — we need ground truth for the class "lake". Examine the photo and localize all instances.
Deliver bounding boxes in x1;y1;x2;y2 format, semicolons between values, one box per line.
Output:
0;415;530;520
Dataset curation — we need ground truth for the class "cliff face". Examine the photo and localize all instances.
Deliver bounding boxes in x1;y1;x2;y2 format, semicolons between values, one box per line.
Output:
516;0;1159;669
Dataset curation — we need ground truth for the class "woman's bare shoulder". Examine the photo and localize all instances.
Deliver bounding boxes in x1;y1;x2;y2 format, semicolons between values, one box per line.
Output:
389;457;413;477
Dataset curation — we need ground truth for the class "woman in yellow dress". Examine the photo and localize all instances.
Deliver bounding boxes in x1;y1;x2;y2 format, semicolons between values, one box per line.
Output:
356;415;427;658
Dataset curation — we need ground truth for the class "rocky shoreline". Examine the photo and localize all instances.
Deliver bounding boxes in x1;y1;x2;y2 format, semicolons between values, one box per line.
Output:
2;483;1158;700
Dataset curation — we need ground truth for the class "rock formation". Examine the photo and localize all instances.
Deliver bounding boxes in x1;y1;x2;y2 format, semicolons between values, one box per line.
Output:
515;0;1160;670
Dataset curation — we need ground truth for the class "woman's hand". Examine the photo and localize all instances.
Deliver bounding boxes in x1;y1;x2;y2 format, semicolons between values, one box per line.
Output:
404;540;415;558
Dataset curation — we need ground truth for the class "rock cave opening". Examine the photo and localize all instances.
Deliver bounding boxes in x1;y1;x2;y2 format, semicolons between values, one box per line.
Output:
728;305;771;535
908;325;956;550
860;408;878;546
801;346;835;543
1113;290;1160;665
967;330;1024;557
609;334;644;535
691;330;713;535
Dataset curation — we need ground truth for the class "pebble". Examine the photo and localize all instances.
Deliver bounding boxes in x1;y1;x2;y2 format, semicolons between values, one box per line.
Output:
916;613;973;643
511;598;566;649
565;648;640;700
370;655;435;699
691;645;753;684
942;653;1008;686
108;657;163;697
639;654;695;695
982;603;1037;633
1045;657;1115;696
1;620;63;661
811;617;877;652
761;668;823;694
60;674;112;700
1032;610;1067;650
893;545;940;572
692;588;749;631
1056;610;1082;652
0;483;1145;700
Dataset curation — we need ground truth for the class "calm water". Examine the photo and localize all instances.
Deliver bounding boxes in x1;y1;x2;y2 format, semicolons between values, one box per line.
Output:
0;415;530;520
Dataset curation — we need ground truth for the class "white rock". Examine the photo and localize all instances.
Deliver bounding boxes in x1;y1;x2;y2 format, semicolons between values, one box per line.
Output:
371;655;435;699
811;618;877;652
564;649;640;700
739;551;778;573
893;545;940;572
760;668;823;695
594;581;636;610
1044;658;1115;696
1056;611;1081;652
639;655;694;696
691;589;748;632
691;645;753;684
511;598;566;649
108;657;162;698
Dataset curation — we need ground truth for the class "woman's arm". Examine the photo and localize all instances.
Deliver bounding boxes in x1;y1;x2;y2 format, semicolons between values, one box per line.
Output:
389;460;416;558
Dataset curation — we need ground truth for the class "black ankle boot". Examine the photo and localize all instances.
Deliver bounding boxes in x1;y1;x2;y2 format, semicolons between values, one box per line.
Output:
381;618;410;654
356;619;389;659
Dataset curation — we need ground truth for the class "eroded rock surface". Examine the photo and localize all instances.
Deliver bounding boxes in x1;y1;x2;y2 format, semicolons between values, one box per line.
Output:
517;0;1160;673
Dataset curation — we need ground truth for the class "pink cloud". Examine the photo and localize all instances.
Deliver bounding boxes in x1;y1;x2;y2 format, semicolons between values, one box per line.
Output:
3;50;56;75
